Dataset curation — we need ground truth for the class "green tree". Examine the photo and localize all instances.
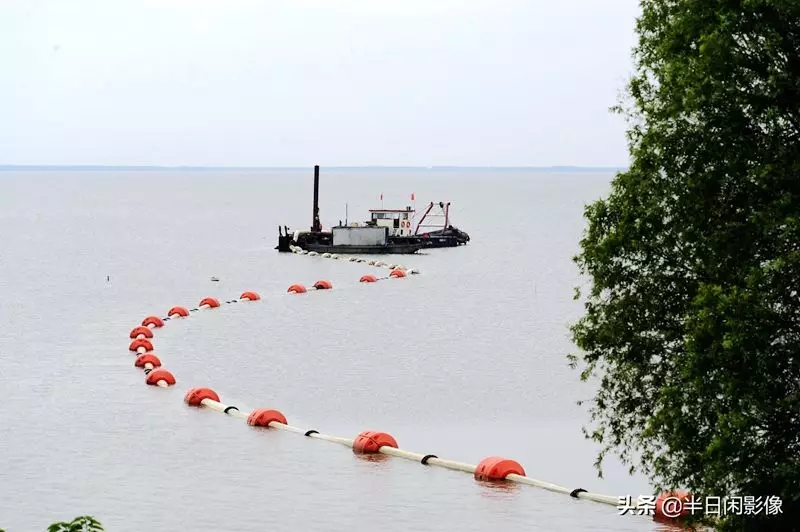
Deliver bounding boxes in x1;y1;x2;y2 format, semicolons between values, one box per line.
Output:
47;516;103;532
568;0;799;530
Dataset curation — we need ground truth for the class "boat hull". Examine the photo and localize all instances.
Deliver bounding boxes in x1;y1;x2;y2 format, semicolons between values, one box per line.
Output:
303;242;423;255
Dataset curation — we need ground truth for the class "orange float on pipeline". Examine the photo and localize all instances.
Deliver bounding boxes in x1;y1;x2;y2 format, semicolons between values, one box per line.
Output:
240;291;260;301
199;297;220;308
134;353;161;370
167;306;190;318
145;369;176;387
359;275;377;283
184;387;220;406
287;284;307;294
129;326;154;339
474;456;526;481
142;315;164;328
654;490;692;523
389;269;406;278
129;338;154;353
352;431;398;454
247;409;288;427
313;280;332;290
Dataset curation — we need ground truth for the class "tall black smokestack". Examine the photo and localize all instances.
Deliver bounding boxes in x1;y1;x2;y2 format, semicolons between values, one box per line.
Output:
311;165;321;232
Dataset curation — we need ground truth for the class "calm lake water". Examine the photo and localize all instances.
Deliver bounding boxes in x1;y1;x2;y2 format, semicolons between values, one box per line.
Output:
0;169;680;531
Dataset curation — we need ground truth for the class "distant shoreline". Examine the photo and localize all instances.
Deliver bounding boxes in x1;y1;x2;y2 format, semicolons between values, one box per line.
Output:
0;165;625;172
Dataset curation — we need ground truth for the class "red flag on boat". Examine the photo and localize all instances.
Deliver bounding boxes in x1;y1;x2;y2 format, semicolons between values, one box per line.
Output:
411;193;415;201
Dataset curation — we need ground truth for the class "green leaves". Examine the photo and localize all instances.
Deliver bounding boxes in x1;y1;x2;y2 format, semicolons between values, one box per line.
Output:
570;0;800;529
47;516;103;532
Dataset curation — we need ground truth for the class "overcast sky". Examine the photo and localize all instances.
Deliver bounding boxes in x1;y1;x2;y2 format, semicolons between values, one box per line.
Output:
2;0;640;166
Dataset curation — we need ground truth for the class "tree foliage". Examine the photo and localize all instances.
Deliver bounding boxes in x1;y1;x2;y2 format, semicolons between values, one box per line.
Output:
569;0;799;529
47;516;103;532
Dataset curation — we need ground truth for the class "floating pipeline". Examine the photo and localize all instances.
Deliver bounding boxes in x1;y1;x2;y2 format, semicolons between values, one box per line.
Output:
127;272;410;387
287;245;421;275
179;387;692;524
123;270;692;527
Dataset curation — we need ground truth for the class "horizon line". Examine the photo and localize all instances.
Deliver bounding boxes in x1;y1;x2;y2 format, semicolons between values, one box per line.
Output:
0;164;627;172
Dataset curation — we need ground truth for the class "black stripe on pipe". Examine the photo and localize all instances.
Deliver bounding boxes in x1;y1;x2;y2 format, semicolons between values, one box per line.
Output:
224;406;239;414
570;489;587;498
304;430;319;437
421;454;438;465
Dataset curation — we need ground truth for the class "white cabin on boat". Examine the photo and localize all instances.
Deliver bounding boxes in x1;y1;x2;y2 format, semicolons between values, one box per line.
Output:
367;206;415;237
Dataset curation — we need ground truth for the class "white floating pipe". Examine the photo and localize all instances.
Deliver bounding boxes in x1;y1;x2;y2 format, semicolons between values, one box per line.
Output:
155;379;170;388
378;447;477;474
309;433;355;447
199;398;249;420
505;474;573;496
136;346;148;354
267;422;307;435
187;392;630;510
193;398;357;446
143;362;154;370
136;333;147;339
506;473;627;507
199;304;210;310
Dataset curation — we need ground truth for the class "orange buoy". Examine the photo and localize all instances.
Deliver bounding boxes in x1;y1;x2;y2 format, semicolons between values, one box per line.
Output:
313;280;332;290
240;291;260;301
359;274;377;283
142;315;164;328
129;326;154;339
199;297;220;308
129;338;153;352
145;368;176;386
134;353;161;368
287;284;307;294
474;456;526;481
654;491;692;522
247;408;288;427
352;431;398;454
167;306;189;318
184;387;220;406
389;269;406;278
